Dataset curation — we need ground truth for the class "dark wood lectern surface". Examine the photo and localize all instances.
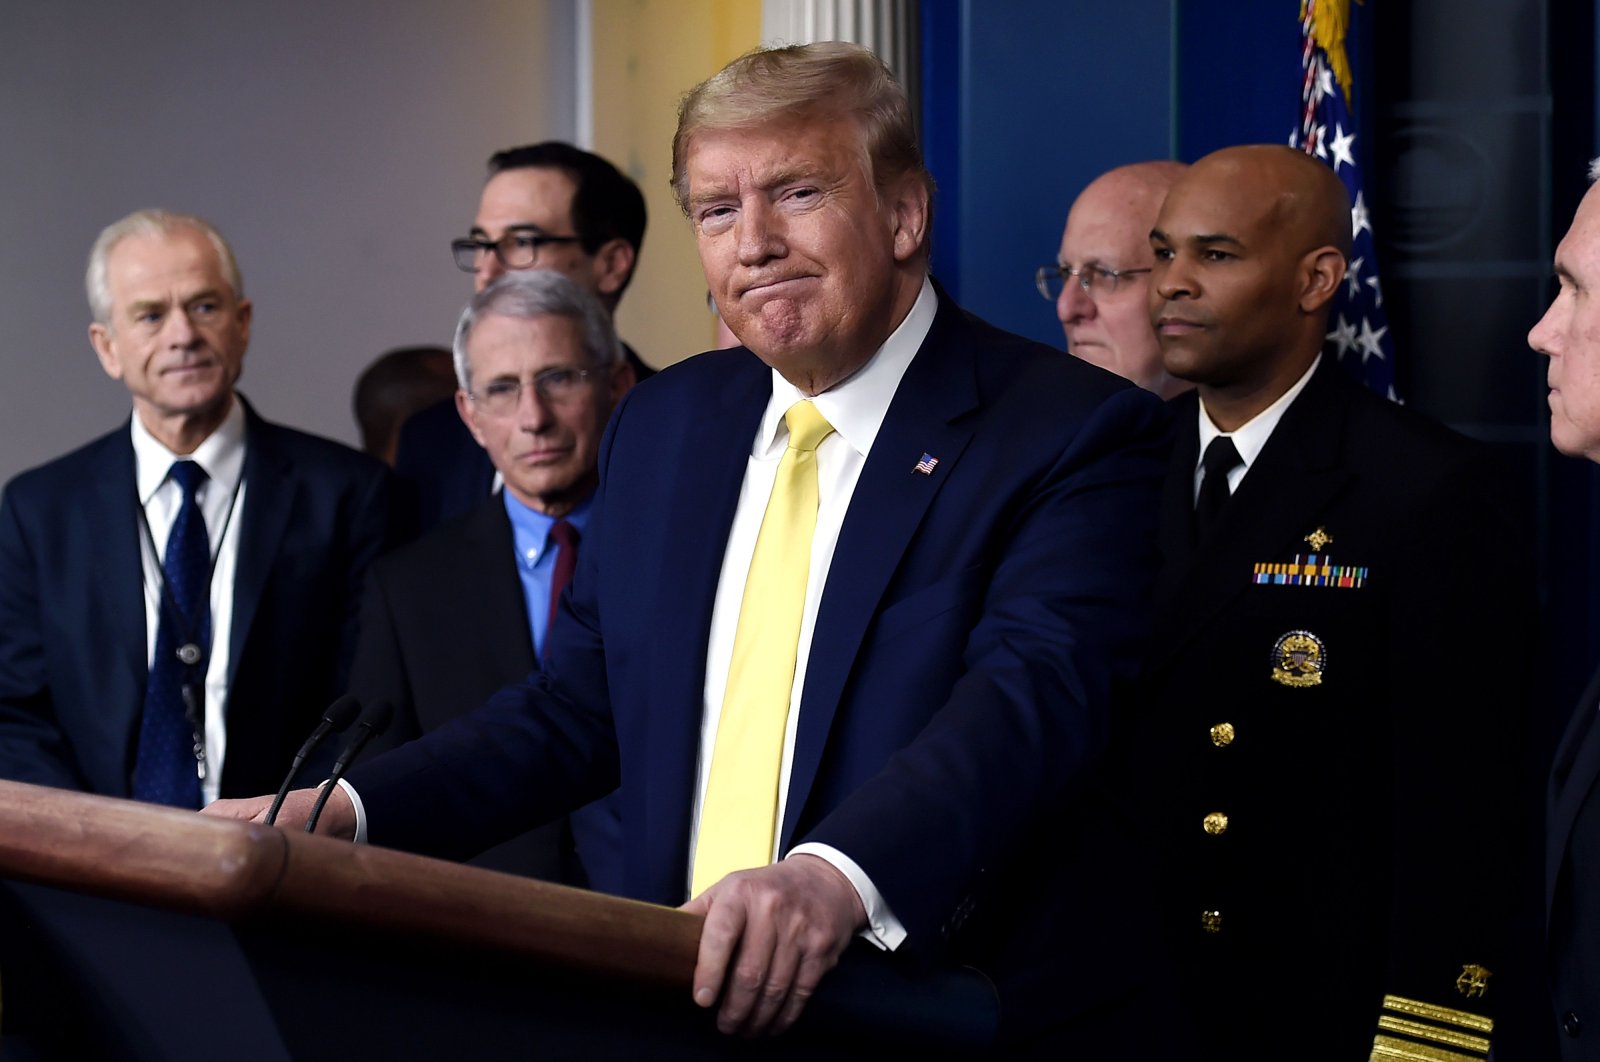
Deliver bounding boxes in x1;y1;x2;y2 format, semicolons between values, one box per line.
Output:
0;779;998;1059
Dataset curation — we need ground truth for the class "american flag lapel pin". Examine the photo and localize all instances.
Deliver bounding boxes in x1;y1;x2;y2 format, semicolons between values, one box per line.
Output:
913;452;939;475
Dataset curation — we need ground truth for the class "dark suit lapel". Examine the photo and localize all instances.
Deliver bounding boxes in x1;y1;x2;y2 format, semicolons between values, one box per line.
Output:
1547;668;1600;929
464;498;536;676
1149;362;1354;673
780;298;977;851
228;406;294;688
640;358;771;900
93;429;151;759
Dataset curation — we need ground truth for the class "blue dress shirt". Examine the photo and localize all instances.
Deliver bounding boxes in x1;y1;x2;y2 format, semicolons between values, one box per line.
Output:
503;490;592;657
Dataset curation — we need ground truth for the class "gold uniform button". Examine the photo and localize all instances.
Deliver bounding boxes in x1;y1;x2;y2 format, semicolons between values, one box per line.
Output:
1210;722;1235;747
1201;910;1223;934
1203;811;1229;835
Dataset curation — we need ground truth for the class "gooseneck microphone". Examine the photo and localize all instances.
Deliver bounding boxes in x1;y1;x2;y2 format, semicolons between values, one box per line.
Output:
304;700;394;835
264;694;361;826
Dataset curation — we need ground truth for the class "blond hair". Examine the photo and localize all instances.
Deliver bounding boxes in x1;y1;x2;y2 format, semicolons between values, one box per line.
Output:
671;42;932;219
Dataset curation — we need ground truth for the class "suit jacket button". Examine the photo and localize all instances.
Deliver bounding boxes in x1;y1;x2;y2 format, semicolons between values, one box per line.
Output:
1203;811;1229;835
1210;722;1235;747
1566;1011;1583;1037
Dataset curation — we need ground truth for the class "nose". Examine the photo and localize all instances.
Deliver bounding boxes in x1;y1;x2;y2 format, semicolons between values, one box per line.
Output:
164;307;200;348
1057;277;1095;325
475;250;504;293
1153;256;1194;302
515;381;555;432
1529;301;1559;357
737;200;784;267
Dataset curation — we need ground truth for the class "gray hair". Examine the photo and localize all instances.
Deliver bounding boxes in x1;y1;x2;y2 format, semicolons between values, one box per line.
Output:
86;209;243;325
451;270;622;390
1589;157;1600;183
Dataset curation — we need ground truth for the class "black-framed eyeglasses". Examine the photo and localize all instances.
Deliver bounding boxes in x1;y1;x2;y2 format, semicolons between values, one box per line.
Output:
451;228;585;272
468;367;594;415
1034;263;1153;301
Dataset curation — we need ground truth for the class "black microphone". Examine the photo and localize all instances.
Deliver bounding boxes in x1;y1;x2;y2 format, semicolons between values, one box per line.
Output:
304;700;394;835
264;694;360;826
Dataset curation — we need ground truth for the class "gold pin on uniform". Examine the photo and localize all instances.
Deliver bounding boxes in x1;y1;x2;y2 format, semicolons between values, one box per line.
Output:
1270;630;1326;688
1456;964;1491;999
1305;526;1332;551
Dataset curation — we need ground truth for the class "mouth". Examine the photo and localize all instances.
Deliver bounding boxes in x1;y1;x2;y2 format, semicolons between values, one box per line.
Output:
517;445;572;465
161;359;216;377
1156;316;1205;336
739;275;817;299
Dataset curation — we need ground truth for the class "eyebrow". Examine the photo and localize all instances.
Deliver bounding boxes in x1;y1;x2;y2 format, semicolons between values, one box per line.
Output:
127;298;169;317
687;162;829;210
1149;228;1245;249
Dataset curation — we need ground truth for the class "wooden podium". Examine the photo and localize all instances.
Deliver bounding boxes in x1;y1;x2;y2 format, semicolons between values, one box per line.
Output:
0;779;997;1059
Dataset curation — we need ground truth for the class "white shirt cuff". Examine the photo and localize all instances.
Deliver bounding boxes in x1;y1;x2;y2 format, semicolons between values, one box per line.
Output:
787;842;907;951
334;777;368;843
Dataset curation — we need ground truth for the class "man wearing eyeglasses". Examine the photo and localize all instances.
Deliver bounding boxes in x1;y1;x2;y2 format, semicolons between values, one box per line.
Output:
396;143;652;534
346;269;628;885
1040;161;1189;400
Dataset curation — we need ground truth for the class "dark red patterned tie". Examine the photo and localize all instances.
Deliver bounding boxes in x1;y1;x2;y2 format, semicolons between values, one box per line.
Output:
545;520;579;658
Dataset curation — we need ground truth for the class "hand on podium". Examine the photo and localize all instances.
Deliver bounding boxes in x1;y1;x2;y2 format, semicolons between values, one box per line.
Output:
681;853;866;1037
201;785;358;840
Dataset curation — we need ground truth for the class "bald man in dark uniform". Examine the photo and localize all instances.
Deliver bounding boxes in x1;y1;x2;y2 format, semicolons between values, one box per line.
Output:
1128;145;1532;1061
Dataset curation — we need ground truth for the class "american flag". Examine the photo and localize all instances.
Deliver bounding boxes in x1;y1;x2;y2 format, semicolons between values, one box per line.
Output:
1289;0;1397;401
913;453;939;475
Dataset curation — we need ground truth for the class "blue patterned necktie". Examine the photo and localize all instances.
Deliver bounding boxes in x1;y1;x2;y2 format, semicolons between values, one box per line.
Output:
132;460;210;807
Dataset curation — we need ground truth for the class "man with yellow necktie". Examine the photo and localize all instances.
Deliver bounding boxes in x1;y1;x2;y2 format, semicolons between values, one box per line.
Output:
208;42;1170;1051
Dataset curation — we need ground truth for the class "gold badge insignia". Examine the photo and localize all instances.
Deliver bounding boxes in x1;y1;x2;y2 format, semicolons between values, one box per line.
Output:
1304;526;1332;551
1456;964;1491;999
1270;630;1325;688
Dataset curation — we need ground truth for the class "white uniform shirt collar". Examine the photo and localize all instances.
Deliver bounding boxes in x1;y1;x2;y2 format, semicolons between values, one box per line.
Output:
132;398;247;503
753;276;936;458
1196;354;1321;473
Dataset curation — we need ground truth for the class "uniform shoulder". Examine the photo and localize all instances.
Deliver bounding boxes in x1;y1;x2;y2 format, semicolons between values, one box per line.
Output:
1343;378;1487;468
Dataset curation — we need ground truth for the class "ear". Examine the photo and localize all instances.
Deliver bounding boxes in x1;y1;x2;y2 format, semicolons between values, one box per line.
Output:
885;175;931;264
1298;247;1346;314
234;297;253;350
88;322;123;380
589;238;636;299
455;388;488;450
607;357;636;402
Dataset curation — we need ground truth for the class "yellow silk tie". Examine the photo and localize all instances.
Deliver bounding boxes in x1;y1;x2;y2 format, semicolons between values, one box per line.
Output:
691;400;836;897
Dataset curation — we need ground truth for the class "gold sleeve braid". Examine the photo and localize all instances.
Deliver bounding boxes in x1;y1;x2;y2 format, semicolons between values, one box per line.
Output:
1368;995;1491;1061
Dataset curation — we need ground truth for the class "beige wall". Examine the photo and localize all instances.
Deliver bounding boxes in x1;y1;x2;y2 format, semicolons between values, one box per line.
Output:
590;0;762;369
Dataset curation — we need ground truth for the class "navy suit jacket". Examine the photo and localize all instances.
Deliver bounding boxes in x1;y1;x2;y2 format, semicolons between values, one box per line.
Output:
349;291;1169;1031
1548;669;1600;1060
0;401;392;800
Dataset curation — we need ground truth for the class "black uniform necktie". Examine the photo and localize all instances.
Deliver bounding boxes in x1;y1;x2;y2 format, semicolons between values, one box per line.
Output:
1194;435;1243;543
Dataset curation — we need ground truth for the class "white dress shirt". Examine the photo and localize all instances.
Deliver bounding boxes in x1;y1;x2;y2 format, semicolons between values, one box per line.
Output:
131;399;247;805
1193;354;1321;500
